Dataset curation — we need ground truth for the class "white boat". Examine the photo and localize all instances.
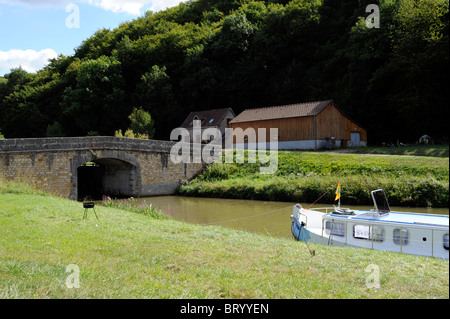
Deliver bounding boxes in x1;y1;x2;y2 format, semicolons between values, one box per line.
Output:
291;188;449;259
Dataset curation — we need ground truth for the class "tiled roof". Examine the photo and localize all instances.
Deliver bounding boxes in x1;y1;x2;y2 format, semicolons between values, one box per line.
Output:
229;100;333;123
180;108;235;128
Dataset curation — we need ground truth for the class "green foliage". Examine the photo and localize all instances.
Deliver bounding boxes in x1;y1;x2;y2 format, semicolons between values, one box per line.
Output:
128;107;155;138
114;128;149;139
46;121;66;137
178;151;449;207
102;196;170;219
0;0;448;142
60;56;127;136
114;107;155;139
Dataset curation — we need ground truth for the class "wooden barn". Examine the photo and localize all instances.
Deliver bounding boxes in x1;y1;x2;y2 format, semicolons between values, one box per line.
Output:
229;100;367;150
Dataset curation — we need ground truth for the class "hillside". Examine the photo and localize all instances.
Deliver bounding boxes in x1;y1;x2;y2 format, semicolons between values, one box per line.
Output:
0;0;448;143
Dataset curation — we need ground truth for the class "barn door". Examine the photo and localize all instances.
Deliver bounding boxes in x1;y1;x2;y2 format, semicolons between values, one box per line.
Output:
351;132;361;147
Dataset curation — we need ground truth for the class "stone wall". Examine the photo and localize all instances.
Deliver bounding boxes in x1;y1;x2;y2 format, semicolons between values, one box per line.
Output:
0;150;75;198
0;137;203;200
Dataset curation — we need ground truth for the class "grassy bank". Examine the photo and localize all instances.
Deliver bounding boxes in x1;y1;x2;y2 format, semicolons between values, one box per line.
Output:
339;145;449;158
178;151;449;208
0;180;449;299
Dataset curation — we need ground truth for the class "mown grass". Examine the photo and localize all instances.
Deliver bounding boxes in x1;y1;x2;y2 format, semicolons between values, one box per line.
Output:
342;145;449;158
0;180;448;299
178;151;449;207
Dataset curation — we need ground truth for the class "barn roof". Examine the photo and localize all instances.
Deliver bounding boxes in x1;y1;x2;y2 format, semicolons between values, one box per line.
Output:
229;100;333;124
180;108;235;128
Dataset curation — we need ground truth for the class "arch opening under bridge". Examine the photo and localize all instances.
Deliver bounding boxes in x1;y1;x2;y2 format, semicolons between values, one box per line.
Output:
77;158;138;201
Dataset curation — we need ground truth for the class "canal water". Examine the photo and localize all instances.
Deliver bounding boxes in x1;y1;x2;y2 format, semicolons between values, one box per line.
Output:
131;196;449;239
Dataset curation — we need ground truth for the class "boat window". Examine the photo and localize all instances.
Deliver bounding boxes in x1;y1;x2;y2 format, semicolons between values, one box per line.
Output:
444;234;449;251
372;226;385;242
353;225;384;242
325;221;345;237
393;228;409;246
354;225;370;240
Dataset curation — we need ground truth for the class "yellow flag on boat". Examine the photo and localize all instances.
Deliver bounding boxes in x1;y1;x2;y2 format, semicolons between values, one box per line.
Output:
335;181;341;201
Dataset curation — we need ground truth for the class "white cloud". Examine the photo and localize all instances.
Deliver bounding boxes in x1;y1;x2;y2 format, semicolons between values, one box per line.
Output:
88;0;187;15
148;0;188;13
88;0;147;15
0;49;59;75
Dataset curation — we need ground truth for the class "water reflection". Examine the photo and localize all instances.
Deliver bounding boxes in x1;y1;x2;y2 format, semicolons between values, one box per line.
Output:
131;196;449;239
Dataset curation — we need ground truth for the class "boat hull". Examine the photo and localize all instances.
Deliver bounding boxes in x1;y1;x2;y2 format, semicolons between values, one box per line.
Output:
291;218;310;242
291;205;449;259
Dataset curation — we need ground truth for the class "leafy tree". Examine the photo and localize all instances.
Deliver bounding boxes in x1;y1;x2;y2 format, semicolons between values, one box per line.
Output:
137;65;180;139
128;107;155;138
0;68;49;137
60;56;127;136
1;67;32;93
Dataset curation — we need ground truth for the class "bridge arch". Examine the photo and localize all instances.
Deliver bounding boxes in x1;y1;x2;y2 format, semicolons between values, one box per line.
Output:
71;150;142;201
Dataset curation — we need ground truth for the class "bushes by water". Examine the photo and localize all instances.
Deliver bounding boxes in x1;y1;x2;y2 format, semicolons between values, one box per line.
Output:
178;151;449;208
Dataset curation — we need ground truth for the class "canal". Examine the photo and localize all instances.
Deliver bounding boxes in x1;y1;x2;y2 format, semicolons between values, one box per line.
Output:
130;196;449;239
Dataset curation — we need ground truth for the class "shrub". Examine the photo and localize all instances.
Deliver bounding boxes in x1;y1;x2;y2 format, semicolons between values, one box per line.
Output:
177;150;449;208
128;107;155;139
46;121;66;137
102;196;170;219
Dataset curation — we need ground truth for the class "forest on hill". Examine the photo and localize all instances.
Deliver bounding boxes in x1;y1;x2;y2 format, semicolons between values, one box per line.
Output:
0;0;448;144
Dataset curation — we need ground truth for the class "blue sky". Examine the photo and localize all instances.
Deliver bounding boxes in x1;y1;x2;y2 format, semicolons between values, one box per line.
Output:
0;0;186;76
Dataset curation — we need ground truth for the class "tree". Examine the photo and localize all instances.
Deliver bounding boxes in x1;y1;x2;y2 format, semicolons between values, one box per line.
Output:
128;107;155;138
60;56;127;136
136;65;180;139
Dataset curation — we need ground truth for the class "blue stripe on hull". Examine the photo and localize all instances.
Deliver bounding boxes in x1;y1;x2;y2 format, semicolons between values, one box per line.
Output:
291;220;310;242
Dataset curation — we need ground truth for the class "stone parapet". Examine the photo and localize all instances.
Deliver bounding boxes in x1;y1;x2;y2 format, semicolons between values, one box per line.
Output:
0;136;177;154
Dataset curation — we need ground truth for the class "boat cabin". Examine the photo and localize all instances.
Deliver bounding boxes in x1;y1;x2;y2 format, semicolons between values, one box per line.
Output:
293;189;449;259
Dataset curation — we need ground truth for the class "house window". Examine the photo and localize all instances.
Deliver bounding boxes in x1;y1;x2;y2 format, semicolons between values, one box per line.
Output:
393;228;409;246
444;234;449;251
353;224;384;242
325;220;345;237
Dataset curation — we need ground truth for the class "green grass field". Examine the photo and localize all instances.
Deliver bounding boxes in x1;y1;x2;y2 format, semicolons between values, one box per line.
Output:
1;180;448;299
341;145;449;158
178;149;449;207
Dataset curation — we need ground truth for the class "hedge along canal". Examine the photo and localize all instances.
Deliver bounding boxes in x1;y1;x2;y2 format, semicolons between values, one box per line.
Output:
176;151;449;208
128;196;449;239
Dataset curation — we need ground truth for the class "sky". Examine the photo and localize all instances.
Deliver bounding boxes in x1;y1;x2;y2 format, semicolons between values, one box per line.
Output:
0;0;187;76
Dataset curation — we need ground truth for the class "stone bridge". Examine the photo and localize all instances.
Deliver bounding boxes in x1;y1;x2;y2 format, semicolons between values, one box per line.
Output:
0;137;203;201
